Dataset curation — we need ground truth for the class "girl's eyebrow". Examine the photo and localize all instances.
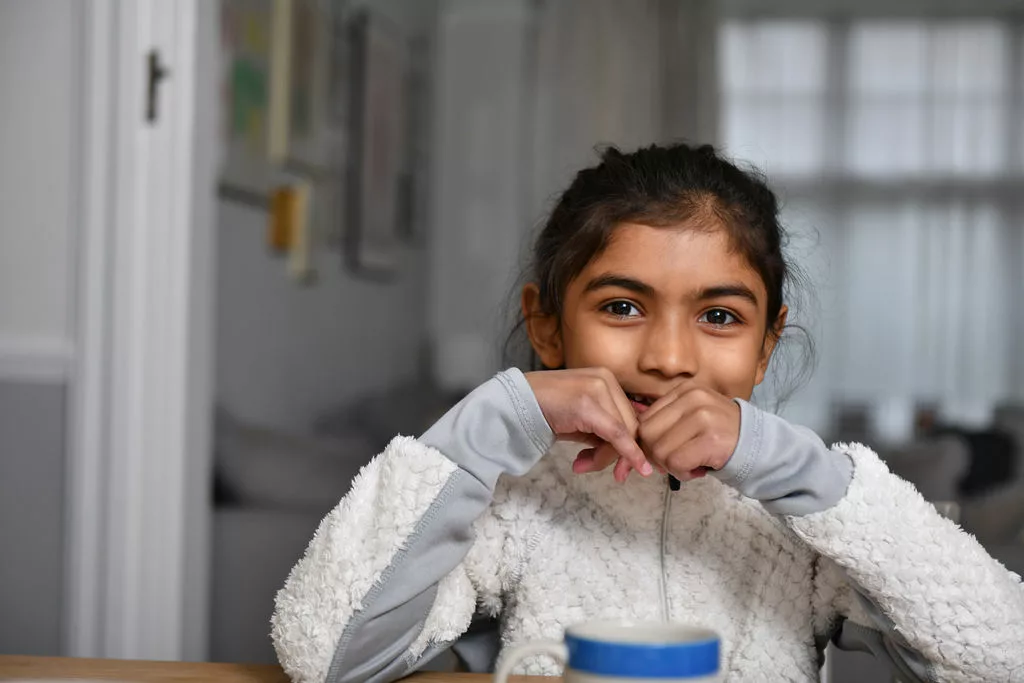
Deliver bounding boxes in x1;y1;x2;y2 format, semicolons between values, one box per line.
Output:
582;274;655;297
697;284;760;306
584;275;761;307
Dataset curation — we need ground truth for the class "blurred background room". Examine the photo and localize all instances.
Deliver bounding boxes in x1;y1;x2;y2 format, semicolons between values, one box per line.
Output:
2;1;1024;682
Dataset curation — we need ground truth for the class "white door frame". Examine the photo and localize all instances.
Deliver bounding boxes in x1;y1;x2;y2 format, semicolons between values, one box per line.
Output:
66;0;214;661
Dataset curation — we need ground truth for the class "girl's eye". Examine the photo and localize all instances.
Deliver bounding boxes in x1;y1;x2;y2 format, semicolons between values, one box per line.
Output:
603;301;641;318
701;309;738;326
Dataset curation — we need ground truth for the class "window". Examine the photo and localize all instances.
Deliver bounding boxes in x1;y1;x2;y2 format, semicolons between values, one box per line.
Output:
722;19;1019;181
719;17;1024;434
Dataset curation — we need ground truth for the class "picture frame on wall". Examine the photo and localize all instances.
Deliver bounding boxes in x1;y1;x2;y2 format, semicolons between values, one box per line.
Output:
219;0;289;196
345;8;409;276
220;0;337;199
285;0;337;174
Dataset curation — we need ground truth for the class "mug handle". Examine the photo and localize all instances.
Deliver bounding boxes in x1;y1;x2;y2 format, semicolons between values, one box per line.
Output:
493;641;569;683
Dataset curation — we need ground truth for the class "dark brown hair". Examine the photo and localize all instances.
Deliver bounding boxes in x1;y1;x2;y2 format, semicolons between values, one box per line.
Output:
505;142;813;399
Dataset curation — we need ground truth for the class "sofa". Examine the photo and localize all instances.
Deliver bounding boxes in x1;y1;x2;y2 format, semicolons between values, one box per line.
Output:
210;409;379;663
209;379;463;664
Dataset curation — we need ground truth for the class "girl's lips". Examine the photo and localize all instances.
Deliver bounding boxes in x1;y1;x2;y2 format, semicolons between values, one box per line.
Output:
627;392;658;414
630;399;651;415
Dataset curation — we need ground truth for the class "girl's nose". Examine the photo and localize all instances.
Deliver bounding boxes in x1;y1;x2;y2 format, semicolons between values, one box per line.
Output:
638;316;698;379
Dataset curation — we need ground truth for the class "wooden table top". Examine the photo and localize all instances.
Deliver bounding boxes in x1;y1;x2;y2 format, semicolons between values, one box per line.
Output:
0;656;531;683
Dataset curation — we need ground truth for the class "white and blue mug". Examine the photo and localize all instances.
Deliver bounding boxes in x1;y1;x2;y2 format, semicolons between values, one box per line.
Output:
493;621;721;683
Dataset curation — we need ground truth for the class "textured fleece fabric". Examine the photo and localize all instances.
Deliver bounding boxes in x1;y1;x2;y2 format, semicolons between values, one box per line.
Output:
272;369;1024;683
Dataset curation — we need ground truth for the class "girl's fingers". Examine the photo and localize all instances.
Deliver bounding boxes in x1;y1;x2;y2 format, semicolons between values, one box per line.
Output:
573;443;620;474
572;448;597;473
588;377;640;446
562;432;605;448
592;443;620;471
582;370;642;481
538;367;653;481
647;429;703;473
591;372;645;481
581;407;651;476
664;439;717;480
613;456;633;483
643;387;716;423
598;372;639;436
638;400;700;456
569;379;735;483
639;399;721;476
682;466;711;481
638;388;682;424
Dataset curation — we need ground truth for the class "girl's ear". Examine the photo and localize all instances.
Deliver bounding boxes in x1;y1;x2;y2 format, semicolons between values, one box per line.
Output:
521;283;564;369
755;305;788;386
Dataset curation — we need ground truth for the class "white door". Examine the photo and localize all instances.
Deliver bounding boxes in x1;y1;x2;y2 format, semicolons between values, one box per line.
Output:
66;0;215;661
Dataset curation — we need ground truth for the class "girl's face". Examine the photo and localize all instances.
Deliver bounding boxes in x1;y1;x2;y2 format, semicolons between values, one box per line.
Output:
524;223;785;403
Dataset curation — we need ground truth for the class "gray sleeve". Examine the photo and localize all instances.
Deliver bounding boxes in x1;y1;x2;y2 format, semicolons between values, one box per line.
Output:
420;369;555;483
710;398;853;516
281;369;554;683
337;369;554;683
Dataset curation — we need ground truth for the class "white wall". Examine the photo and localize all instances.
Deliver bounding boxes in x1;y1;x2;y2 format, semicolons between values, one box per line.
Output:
0;0;76;346
215;203;429;432
0;0;79;657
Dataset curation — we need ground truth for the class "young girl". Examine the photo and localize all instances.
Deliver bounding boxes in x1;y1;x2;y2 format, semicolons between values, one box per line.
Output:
271;143;1024;682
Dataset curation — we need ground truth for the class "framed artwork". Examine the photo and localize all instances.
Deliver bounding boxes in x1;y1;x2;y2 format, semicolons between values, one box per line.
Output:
311;2;356;250
345;8;409;276
219;0;288;195
220;0;336;197
284;0;337;173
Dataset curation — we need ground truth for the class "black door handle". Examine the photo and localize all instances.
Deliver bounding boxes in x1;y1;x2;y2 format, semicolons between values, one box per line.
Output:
146;49;170;124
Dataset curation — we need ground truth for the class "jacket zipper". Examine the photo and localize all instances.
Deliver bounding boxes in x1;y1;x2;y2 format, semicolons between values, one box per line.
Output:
658;478;672;621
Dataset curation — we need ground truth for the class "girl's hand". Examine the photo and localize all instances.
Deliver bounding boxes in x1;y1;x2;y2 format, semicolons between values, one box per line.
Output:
637;386;740;482
525;368;653;482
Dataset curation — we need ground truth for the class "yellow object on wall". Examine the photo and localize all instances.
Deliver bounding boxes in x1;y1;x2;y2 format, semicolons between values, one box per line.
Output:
267;181;314;283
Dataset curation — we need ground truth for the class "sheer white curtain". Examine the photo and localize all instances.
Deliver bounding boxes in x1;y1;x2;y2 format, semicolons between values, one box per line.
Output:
528;0;720;218
529;0;664;217
720;16;1024;439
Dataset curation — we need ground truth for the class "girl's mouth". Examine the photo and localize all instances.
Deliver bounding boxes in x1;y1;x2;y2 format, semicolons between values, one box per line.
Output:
626;393;656;413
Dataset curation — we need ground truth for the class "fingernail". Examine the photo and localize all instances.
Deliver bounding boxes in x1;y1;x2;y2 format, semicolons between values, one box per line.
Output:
640;462;653;476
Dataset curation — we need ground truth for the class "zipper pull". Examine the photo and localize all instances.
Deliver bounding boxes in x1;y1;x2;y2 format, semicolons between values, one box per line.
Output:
668;475;681;491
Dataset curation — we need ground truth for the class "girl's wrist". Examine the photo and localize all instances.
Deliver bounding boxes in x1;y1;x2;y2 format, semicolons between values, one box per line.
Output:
710;398;763;487
710;400;853;516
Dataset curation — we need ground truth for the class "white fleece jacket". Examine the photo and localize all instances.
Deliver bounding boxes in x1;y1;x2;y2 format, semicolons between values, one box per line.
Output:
271;370;1024;683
